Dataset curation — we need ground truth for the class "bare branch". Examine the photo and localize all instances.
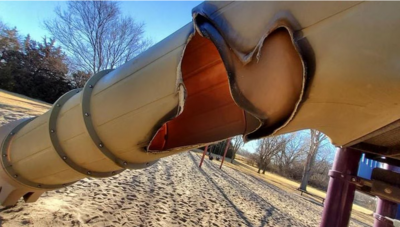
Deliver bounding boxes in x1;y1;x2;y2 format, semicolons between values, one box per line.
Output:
44;1;150;74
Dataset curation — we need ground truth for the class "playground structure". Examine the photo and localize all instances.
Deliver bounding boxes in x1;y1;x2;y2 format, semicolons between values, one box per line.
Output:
1;1;400;226
358;156;400;225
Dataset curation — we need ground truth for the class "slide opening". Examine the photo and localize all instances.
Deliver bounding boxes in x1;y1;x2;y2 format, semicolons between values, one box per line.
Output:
149;24;304;151
149;32;255;151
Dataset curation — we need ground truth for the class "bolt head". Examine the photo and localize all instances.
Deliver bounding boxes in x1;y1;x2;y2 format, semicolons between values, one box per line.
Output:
123;162;127;165
99;143;103;148
2;154;7;157
50;129;55;133
385;188;392;194
89;85;93;88
38;184;42;188
111;171;115;175
84;113;90;117
10;132;14;136
62;156;67;160
13;174;18;178
87;171;91;175
351;177;356;182
56;104;60;107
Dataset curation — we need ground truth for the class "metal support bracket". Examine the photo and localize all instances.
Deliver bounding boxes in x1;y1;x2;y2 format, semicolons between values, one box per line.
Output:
371;168;400;203
373;213;400;227
330;168;400;204
48;89;124;178
328;170;359;183
1;118;72;189
81;70;158;169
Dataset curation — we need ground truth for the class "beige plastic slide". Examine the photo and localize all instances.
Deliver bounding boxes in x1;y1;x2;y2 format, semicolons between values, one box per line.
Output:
1;1;400;206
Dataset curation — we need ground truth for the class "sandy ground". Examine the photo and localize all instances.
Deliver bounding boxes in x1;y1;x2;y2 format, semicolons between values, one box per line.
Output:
0;90;373;227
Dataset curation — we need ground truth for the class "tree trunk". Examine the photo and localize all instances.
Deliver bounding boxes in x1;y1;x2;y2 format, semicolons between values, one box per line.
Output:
299;129;326;191
300;143;318;191
257;168;261;173
278;163;283;174
300;167;312;190
230;151;236;163
262;168;266;174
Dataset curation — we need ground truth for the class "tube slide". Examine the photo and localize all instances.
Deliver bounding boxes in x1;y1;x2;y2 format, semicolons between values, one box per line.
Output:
1;1;400;206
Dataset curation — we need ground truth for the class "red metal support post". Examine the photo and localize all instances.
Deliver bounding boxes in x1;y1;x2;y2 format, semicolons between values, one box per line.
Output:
374;164;399;227
320;147;362;227
219;138;231;169
374;199;397;227
199;145;208;168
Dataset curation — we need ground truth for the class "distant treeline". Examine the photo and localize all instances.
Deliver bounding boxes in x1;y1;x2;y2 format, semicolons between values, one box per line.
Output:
238;130;333;191
0;1;148;104
0;24;90;103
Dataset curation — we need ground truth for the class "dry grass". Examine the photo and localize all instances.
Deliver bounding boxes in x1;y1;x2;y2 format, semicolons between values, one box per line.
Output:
0;89;50;118
194;150;374;226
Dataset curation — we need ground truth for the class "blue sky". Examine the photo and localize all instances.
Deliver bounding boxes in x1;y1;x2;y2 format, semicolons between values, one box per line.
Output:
0;1;201;43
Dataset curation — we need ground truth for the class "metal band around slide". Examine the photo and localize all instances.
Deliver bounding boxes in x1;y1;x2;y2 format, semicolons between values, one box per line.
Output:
1;118;73;189
48;89;124;178
81;70;158;169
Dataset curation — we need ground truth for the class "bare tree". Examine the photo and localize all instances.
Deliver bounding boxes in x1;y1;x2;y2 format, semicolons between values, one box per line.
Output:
237;147;252;157
299;129;327;191
254;136;286;174
71;70;92;88
230;136;244;163
44;1;150;74
0;21;5;31
309;146;334;189
0;22;20;52
276;132;307;176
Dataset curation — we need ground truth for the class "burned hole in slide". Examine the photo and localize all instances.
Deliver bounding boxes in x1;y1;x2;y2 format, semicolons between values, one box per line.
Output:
149;25;304;150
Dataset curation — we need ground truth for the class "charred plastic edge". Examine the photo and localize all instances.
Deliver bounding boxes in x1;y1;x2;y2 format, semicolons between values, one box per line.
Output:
194;17;264;142
194;14;314;141
244;24;312;140
1;118;75;189
81;70;158;169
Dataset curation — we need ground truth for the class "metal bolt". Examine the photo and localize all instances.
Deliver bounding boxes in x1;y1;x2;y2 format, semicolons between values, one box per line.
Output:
2;154;7;157
384;188;392;194
10;132;14;136
123;162;127;165
99;143;103;148
84;113;90;117
50;129;55;133
62;156;67;160
38;184;42;188
351;177;356;182
87;171;91;175
13;174;18;178
111;171;115;175
89;85;93;88
62;184;66;187
56;104;60;107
